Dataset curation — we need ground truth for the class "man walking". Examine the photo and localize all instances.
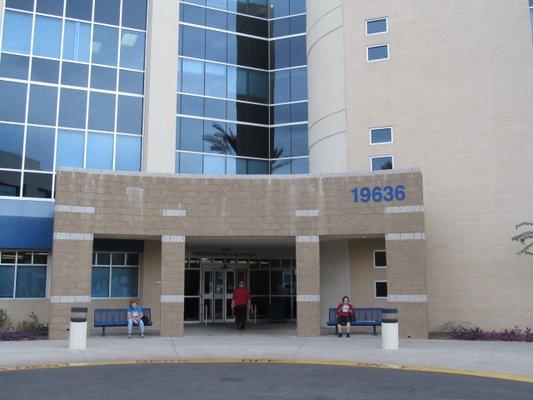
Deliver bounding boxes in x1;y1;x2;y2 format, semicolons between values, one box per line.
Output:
231;281;251;330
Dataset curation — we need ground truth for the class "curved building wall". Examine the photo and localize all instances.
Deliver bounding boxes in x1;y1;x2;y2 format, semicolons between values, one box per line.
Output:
308;0;533;331
307;0;347;173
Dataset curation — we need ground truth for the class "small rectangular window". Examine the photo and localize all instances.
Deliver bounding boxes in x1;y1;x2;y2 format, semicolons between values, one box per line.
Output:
370;127;393;144
374;281;388;298
367;44;389;62
0;251;48;298
91;251;140;298
366;18;388;35
373;250;387;268
370;155;394;171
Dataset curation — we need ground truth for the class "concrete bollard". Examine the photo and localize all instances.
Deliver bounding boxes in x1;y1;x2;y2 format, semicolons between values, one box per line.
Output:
381;308;399;350
69;307;88;350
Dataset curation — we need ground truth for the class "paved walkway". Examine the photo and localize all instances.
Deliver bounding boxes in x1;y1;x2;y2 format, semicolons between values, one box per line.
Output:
1;325;532;381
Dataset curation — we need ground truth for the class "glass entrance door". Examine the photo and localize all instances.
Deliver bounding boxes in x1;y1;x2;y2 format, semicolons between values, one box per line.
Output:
201;265;247;323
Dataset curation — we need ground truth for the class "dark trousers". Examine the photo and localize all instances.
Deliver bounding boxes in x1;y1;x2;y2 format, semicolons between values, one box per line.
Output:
234;305;247;328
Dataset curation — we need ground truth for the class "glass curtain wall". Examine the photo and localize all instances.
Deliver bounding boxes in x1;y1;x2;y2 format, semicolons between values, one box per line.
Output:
176;0;308;175
0;0;147;199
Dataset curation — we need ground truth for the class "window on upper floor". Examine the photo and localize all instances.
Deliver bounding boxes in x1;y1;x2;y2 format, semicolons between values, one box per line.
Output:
370;155;394;171
367;44;389;62
373;250;387;268
370;127;393;144
366;18;388;35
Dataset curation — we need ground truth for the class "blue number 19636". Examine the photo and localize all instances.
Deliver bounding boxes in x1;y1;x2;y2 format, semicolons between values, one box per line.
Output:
351;185;406;203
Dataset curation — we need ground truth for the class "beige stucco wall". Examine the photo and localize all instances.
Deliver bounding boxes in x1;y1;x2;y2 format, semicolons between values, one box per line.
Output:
0;300;49;328
308;0;533;331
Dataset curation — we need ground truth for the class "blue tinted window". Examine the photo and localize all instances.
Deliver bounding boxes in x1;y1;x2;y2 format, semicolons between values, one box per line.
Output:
122;0;147;30
66;0;92;21
89;92;116;131
119;70;144;94
204;98;226;119
0;266;15;298
179;152;203;173
290;0;305;15
207;0;226;10
91;267;110;297
33;16;62;58
6;0;34;11
368;45;389;61
371;127;392;144
92;25;119;66
205;63;226;98
291;157;308;174
290;36;306;66
28;85;58;126
248;159;268;174
56;129;84;168
61;62;88;87
0;123;24;169
91;66;117;90
0;171;21;196
271;70;290;104
271;126;290;158
59;89;87;128
31;58;60;83
0;81;27;122
248;70;268;103
36;0;64;16
181;58;204;95
25;127;55;171
117;96;143;134
0;53;29;80
115;135;141;171
203;154;225;174
206;9;227;30
182;3;205;25
291;102;307;122
205;30;227;63
271;39;290;69
269;0;289;18
180;95;204;117
290;67;307;102
95;0;120;25
290;15;306;34
367;19;387;35
87;132;113;169
371;156;393;171
271;18;290;38
2;11;33;54
291;124;308;157
181;26;205;59
111;267;138;297
120;30;145;70
22;172;53;198
180;118;204;152
270;158;291;174
63;21;91;62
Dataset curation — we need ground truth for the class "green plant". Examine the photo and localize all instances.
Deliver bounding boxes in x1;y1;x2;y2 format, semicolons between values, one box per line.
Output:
512;222;533;256
0;309;12;332
17;311;48;336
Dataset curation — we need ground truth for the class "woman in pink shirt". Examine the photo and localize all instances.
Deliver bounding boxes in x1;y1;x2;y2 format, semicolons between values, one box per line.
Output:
336;296;355;338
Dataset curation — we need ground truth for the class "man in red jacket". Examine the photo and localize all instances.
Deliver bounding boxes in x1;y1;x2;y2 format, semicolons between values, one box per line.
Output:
232;281;251;330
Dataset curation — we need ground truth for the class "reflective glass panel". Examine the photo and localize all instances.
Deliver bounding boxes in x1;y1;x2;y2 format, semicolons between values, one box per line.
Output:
56;129;84;168
180;118;204;152
0;171;21;196
33;15;62;58
2;11;32;54
63;20;91;62
271;126;290;159
91;267;110;297
367;19;387;35
66;0;92;21
94;0;120;25
291;124;308;157
87;132;113;169
371;128;392;144
0;123;24;169
0;53;29;80
290;67;307;102
59;88;87;128
119;70;144;94
31;58;60;83
89;92;116;131
205;63;227;98
122;0;147;30
368;45;389;61
61;62;89;87
180;26;205;59
120;30;145;70
182;3;205;25
22;172;53;198
290;36;306;66
0;266;15;298
92;25;119;66
117;96;143;134
6;0;34;11
36;0;64;16
28;85;58;126
179;152;203;173
111;267;138;297
115;135;141;171
205;30;226;63
203;154;225;174
25;126;55;171
371;156;393;171
91;66;117;91
271;70;290;104
181;59;205;95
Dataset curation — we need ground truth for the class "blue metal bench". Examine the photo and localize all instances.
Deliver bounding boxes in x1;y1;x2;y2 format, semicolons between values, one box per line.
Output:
94;308;152;336
326;307;382;335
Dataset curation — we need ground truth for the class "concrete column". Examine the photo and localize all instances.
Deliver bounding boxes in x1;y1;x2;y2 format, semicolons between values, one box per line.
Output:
160;236;185;337
49;236;93;340
385;234;429;338
296;236;321;336
143;0;179;173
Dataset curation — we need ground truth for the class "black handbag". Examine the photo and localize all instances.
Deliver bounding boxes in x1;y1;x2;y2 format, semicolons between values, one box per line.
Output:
141;315;150;325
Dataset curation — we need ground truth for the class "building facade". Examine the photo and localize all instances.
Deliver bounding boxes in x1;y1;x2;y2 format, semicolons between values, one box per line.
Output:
0;0;531;337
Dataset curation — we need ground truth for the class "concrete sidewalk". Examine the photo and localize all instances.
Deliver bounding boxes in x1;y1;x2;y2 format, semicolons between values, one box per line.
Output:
1;328;532;380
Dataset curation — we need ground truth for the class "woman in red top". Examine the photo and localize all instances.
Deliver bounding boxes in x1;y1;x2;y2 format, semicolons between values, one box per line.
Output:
336;296;355;338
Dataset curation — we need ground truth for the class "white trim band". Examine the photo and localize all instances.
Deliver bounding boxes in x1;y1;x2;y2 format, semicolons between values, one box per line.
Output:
50;295;91;303
54;232;94;241
162;235;185;243
387;295;427;303
297;295;320;302
295;209;320;217
296;236;320;243
161;295;185;303
55;205;96;214
385;233;425;241
385;205;424;214
163;209;187;217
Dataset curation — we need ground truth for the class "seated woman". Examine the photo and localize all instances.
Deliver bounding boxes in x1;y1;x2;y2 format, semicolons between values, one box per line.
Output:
127;300;144;338
336;296;355;338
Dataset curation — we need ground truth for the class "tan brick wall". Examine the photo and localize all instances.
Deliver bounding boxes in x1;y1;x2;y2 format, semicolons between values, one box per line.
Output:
160;241;185;337
296;241;321;336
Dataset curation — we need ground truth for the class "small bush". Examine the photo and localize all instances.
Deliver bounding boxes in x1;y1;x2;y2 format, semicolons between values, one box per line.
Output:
0;331;37;341
17;311;48;337
0;309;12;332
446;322;533;342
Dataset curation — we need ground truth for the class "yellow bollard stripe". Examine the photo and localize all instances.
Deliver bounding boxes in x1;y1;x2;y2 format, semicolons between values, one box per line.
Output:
0;358;531;384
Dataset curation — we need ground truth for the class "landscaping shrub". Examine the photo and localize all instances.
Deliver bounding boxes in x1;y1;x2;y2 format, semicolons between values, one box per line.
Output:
17;311;48;337
0;309;12;332
447;322;533;342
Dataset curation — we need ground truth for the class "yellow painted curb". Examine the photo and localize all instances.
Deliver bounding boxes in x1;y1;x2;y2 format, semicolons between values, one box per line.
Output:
0;358;532;384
